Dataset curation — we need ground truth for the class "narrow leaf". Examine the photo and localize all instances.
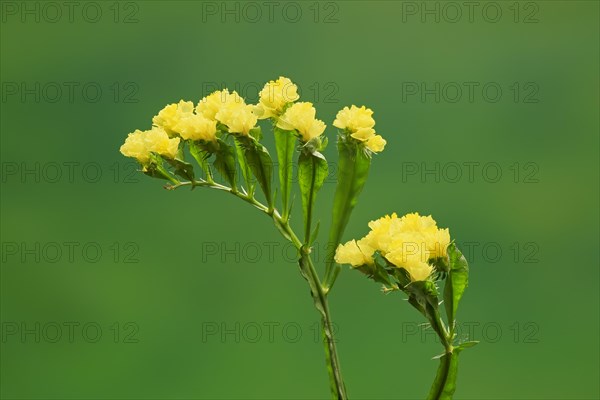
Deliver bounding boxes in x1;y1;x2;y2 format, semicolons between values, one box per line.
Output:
443;243;469;332
188;140;213;182
273;126;296;220
325;137;371;286
309;221;320;247
456;341;479;351
144;153;180;184
234;138;254;196
298;151;328;244
238;134;274;208
165;157;195;182
213;138;237;190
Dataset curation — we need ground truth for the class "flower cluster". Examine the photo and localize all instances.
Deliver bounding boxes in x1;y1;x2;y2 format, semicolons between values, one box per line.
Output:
120;90;258;163
254;76;300;119
197;89;257;135
335;212;450;281
120;77;385;168
333;105;386;153
119;127;180;165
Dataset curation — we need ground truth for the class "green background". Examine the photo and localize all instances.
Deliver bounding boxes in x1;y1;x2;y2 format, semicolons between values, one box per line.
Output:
1;1;598;399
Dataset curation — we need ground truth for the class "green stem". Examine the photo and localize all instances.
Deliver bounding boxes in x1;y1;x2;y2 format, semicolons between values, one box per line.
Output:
426;304;457;400
168;179;347;399
301;252;347;399
304;155;318;244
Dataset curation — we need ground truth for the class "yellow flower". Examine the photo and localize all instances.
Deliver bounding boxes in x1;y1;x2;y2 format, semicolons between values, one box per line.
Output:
428;228;451;259
119;127;180;164
216;103;258;135
334;239;375;267
333;105;385;153
144;126;180;159
385;250;433;281
333;105;375;131
120;130;149;163
276;102;326;142
364;213;398;253
197;90;257;135
350;127;375;141
255;76;300;119
197;89;244;121
152;100;194;137
337;212;451;281
366;135;386;152
174;114;218;142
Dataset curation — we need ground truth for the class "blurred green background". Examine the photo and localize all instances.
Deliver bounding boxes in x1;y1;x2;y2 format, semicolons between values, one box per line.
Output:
1;1;598;399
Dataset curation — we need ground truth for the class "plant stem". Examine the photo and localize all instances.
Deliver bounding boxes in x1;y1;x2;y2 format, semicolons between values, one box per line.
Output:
168;180;347;399
426;304;457;400
302;253;347;399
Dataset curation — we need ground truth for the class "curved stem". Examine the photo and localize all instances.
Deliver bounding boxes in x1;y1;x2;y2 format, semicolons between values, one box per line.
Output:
168;180;347;399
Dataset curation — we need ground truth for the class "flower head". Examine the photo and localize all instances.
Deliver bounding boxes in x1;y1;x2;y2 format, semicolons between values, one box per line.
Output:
119;130;148;163
255;76;300;119
196;89;244;121
216;102;258;135
196;90;257;135
120;127;180;164
334;105;375;131
333;105;386;153
152;100;194;137
174;114;218;142
334;239;375;266
335;212;451;281
276;102;326;142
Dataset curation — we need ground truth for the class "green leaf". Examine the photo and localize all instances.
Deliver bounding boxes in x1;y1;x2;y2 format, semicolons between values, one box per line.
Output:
308;221;320;247
324;136;372;287
456;341;479;351
361;251;396;287
237;134;273;208
188;140;213;182
144;153;180;184
233;138;254;196
427;351;460;400
213;138;237;190
273;126;296;220
249;126;263;141
165;157;195;182
443;243;469;333
298;151;328;244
